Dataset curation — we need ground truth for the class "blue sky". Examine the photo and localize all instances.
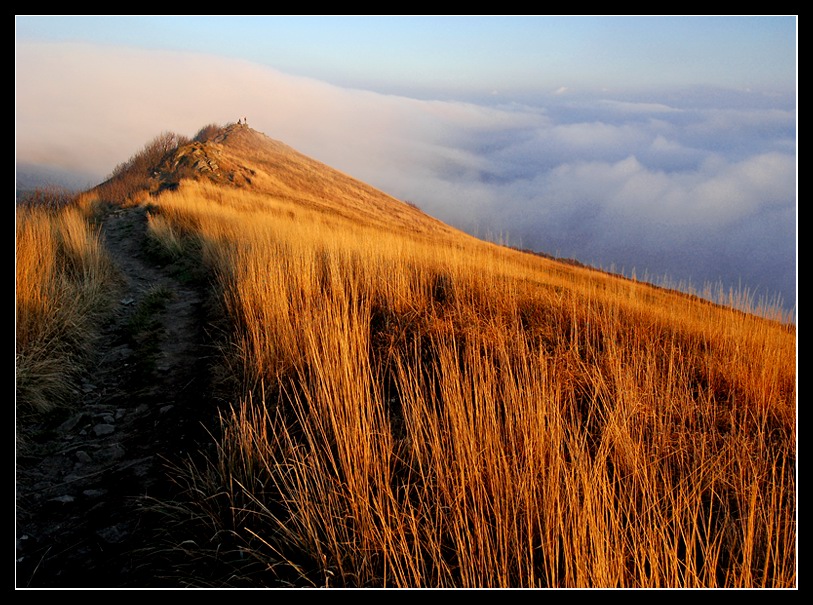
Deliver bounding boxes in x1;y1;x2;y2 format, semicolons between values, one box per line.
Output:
305;15;783;93
16;16;796;95
15;16;797;314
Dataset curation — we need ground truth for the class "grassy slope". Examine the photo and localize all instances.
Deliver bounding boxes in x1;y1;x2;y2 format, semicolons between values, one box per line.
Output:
138;125;795;588
17;124;795;587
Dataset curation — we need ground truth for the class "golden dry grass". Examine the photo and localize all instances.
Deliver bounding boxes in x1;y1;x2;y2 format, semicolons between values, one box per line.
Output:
16;202;115;415
147;170;795;587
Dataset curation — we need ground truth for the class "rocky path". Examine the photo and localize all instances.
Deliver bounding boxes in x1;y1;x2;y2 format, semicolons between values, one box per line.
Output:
16;205;220;588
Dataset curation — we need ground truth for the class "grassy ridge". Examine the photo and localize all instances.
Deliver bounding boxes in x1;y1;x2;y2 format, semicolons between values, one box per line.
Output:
146;178;795;587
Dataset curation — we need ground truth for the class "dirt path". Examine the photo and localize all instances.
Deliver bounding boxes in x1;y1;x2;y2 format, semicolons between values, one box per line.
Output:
16;205;220;588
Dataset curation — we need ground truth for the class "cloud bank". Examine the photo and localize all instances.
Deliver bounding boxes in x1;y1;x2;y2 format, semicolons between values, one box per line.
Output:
16;41;796;312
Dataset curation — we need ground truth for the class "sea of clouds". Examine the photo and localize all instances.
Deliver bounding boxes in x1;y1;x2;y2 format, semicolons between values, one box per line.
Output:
16;42;796;313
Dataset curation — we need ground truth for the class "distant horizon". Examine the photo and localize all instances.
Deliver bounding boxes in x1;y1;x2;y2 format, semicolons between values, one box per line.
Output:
16;16;797;313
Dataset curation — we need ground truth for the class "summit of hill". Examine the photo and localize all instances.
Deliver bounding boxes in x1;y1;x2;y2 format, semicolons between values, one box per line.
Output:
149;122;458;238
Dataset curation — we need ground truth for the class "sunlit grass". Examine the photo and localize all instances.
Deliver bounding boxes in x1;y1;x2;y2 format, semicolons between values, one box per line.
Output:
147;175;795;588
15;202;115;415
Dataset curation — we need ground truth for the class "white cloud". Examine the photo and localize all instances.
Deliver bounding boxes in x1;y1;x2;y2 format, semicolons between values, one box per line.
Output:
597;99;681;114
15;41;540;183
550;121;649;155
515;151;794;227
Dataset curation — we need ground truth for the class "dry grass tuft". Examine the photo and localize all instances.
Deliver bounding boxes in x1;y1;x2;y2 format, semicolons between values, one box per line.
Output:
16;203;115;416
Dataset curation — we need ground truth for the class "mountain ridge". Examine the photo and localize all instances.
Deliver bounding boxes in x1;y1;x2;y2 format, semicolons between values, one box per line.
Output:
90;121;794;324
147;122;461;239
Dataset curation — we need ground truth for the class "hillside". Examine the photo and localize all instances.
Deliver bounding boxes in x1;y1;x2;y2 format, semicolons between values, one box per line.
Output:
153;122;460;238
16;123;796;588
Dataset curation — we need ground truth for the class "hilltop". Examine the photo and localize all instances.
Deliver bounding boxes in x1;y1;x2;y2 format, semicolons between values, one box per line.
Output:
16;122;796;588
151;122;459;238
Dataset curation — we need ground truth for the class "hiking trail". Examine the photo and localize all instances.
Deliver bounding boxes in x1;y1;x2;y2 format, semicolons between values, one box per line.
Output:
16;204;220;588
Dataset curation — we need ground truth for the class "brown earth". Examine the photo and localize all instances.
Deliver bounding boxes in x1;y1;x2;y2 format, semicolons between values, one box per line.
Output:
16;204;224;588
